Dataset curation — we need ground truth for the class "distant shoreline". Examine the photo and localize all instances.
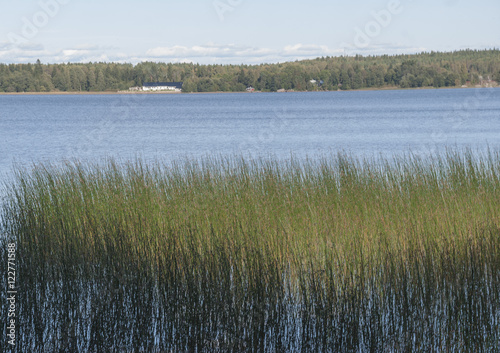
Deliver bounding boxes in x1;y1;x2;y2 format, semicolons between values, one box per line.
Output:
0;85;496;96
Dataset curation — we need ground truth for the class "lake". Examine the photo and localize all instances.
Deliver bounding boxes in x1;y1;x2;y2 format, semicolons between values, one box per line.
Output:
1;87;499;178
1;87;500;352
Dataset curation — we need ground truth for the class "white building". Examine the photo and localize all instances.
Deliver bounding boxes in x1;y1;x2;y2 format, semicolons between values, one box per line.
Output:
142;82;183;92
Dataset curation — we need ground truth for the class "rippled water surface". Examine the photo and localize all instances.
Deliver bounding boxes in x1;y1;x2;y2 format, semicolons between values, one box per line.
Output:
1;88;499;177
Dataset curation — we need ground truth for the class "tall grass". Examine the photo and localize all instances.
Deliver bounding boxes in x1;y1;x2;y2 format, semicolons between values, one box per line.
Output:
1;150;499;352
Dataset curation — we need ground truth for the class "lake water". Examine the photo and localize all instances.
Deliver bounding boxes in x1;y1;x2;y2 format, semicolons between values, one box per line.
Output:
1;88;499;352
1;88;499;178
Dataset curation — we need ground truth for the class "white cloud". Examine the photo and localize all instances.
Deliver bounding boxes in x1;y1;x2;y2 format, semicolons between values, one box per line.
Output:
62;49;87;57
0;41;456;65
18;42;45;51
0;42;52;62
339;42;429;56
0;41;45;52
0;43;131;64
0;42;14;51
72;44;118;51
56;44;123;62
282;44;342;57
146;43;266;58
144;43;346;63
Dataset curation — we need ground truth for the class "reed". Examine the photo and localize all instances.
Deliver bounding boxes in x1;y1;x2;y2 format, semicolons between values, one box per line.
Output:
1;150;499;352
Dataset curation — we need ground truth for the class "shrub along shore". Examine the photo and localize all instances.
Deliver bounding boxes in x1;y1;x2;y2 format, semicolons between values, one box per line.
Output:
1;49;499;93
1;150;499;351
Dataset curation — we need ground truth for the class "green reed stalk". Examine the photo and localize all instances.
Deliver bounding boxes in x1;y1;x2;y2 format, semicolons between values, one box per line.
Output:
1;149;499;351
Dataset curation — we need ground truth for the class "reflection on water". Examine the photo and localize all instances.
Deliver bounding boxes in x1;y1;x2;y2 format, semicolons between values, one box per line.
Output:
1;239;499;352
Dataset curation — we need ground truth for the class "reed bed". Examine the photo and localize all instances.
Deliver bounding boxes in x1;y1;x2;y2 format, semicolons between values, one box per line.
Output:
1;150;499;352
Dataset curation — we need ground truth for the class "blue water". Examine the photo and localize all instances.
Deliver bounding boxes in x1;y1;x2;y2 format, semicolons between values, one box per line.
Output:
1;88;499;178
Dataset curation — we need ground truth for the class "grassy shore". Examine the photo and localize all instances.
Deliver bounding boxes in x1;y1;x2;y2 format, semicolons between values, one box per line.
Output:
1;150;499;351
0;84;495;96
0;90;182;95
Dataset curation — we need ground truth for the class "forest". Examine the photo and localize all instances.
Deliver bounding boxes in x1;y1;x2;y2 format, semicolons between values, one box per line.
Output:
0;49;498;93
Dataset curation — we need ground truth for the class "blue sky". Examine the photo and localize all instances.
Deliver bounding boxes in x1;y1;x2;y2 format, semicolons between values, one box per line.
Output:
0;0;499;64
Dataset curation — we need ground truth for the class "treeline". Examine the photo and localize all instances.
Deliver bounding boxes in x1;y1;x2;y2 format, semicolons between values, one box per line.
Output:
0;49;499;93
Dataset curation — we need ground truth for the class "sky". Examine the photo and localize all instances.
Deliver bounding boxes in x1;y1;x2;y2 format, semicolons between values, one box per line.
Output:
0;0;499;65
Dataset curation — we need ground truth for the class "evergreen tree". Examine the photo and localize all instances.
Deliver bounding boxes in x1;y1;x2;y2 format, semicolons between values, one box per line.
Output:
0;50;498;93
